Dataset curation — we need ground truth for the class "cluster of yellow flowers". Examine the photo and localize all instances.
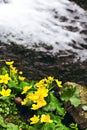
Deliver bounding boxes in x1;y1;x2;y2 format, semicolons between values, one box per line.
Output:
37;76;62;88
0;61;62;99
21;85;48;109
6;61;18;74
6;61;25;80
0;61;25;97
21;76;62;110
0;61;64;127
30;114;53;124
27;86;48;110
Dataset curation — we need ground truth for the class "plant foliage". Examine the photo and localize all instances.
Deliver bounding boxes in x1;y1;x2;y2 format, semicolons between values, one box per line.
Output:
0;61;81;130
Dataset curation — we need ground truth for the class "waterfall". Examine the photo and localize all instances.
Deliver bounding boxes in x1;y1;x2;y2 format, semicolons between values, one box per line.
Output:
0;0;87;60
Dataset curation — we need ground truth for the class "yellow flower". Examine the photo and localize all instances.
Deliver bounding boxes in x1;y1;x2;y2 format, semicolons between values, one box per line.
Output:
0;74;11;84
35;81;44;88
31;99;47;110
48;76;54;82
28;90;47;103
41;114;53;123
27;92;38;102
27;87;48;110
18;76;25;81
5;61;14;66
35;78;47;88
30;93;40;103
31;104;41;110
30;115;39;124
0;88;11;96
55;79;62;87
28;90;47;110
45;76;54;85
19;71;23;75
26;92;34;99
37;87;48;97
10;65;18;74
21;86;32;94
21;98;28;105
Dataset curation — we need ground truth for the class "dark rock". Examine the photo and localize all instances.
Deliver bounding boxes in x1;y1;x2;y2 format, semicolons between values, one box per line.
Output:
74;16;80;19
80;43;87;49
0;42;87;86
63;82;87;130
67;8;74;13
80;30;87;35
64;26;79;32
59;16;68;22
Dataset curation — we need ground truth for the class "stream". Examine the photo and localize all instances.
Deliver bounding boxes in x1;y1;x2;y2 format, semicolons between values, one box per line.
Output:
0;0;87;85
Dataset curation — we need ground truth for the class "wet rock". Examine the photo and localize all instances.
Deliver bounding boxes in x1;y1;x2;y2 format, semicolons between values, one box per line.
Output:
84;38;87;42
80;43;87;49
67;8;74;13
64;26;79;32
0;42;87;86
63;82;87;130
59;16;68;22
74;16;80;19
33;43;53;51
80;30;87;35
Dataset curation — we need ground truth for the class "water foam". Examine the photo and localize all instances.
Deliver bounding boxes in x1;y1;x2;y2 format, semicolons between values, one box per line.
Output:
0;0;87;60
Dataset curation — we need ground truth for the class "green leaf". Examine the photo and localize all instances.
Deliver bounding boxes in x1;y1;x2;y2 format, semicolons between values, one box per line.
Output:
0;116;6;128
10;72;18;81
50;113;61;124
8;81;18;89
43;92;65;116
60;87;81;107
41;122;70;130
41;123;55;130
28;126;38;130
50;113;70;130
7;123;19;130
19;81;30;89
70;123;78;130
1;66;8;75
70;90;81;107
55;123;70;130
60;87;76;101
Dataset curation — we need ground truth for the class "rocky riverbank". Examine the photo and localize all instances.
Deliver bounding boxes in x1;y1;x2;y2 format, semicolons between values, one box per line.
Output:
0;42;87;86
0;42;87;129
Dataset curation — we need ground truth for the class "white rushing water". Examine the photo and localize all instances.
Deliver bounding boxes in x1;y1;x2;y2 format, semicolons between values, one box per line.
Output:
0;0;87;60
